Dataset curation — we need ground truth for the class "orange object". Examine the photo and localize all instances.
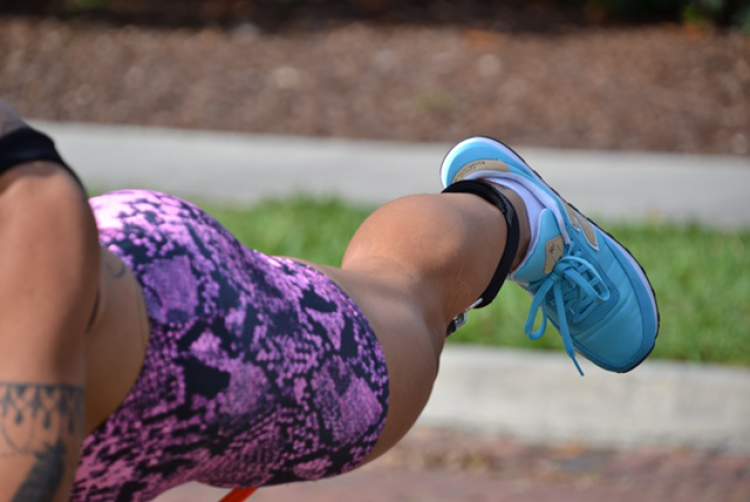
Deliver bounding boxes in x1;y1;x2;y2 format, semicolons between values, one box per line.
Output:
220;487;257;502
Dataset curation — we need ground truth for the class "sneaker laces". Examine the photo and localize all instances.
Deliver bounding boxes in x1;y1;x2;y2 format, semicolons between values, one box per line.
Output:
524;246;611;376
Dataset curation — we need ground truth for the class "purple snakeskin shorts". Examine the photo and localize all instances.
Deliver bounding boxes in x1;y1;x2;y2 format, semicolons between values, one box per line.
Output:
72;190;390;501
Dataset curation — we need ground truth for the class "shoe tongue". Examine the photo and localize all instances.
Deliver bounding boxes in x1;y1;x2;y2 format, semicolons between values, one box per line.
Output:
512;209;565;285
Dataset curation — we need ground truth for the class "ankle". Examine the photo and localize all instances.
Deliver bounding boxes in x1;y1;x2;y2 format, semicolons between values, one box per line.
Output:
495;187;531;270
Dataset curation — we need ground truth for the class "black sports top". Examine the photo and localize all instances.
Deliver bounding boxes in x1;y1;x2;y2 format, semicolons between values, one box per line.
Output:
0;126;84;191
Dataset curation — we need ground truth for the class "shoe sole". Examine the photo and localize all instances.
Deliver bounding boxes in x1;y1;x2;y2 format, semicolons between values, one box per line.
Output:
441;136;660;371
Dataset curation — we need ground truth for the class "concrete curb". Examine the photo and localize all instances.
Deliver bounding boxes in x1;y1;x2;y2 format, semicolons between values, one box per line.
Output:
422;346;750;453
35;120;750;228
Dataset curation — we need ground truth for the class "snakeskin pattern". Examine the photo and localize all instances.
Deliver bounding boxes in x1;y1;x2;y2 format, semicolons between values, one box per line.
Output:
72;190;389;501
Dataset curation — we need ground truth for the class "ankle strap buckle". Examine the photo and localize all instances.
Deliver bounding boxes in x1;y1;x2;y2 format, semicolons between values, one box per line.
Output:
447;312;467;336
446;298;482;336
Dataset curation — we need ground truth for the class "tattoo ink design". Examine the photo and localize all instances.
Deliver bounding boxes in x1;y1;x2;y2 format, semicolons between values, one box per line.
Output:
11;441;66;502
0;383;84;502
104;252;127;279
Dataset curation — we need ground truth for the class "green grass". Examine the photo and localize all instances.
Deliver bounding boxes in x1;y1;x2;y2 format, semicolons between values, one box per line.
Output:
205;197;750;367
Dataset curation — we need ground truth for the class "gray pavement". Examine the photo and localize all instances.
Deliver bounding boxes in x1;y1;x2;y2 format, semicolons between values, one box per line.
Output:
29;121;750;500
36;120;750;228
155;345;750;501
423;346;750;453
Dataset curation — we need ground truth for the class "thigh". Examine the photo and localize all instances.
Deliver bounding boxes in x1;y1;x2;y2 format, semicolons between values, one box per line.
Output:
195;257;394;487
311;264;443;463
78;191;394;499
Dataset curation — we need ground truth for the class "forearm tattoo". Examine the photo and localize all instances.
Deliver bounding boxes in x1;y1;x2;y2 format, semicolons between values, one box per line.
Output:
0;382;84;501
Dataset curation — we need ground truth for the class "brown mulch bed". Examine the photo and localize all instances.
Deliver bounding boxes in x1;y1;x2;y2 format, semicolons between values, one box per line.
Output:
1;16;749;155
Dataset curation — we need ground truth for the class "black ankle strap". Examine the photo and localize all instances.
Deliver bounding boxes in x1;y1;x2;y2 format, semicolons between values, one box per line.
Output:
442;179;520;309
0;127;84;192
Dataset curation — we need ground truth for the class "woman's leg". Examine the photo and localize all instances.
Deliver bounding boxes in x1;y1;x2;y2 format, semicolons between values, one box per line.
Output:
77;189;520;496
313;191;530;461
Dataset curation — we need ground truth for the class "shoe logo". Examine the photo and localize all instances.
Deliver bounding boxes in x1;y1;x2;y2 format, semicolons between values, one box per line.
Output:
565;203;599;250
544;236;565;274
454;159;510;182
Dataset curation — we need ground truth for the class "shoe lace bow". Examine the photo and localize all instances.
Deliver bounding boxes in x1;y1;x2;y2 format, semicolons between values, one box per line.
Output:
524;246;610;375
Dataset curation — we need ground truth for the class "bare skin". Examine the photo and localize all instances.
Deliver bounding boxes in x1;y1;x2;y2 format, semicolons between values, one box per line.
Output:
0;162;99;502
0;105;531;499
320;191;530;461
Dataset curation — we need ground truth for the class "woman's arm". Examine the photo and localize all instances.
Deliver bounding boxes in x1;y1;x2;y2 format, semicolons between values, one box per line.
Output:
0;162;100;501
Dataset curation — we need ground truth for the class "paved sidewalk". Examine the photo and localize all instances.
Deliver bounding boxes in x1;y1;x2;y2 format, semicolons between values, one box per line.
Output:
156;427;750;502
154;346;750;501
426;347;750;452
36;121;750;228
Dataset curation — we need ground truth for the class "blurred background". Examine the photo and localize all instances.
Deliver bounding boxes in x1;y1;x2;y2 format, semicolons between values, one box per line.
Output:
1;0;749;153
1;1;749;501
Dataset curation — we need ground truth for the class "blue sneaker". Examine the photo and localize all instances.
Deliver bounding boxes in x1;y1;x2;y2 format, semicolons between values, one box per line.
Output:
440;137;659;374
